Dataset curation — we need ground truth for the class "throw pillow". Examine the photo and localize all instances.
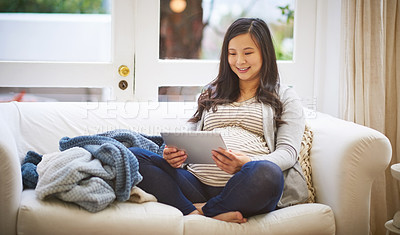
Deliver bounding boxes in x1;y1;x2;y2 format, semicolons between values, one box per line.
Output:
298;124;316;203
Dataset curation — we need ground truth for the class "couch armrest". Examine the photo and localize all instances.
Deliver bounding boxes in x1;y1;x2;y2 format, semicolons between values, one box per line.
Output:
308;113;391;235
0;103;23;235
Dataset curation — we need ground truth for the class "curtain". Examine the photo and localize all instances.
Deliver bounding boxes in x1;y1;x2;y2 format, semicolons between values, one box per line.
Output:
341;0;400;234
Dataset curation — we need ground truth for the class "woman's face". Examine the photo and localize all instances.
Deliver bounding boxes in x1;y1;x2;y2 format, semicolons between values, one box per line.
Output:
227;33;263;84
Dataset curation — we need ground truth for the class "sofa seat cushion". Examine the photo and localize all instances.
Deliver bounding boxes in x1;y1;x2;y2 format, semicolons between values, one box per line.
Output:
18;190;184;235
184;203;335;235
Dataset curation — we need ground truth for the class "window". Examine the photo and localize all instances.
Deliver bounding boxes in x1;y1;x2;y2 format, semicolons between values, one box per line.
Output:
0;0;135;101
135;0;317;102
159;0;295;61
0;0;112;62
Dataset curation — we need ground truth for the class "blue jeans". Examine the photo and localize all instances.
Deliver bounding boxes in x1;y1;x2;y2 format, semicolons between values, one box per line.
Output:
129;147;284;218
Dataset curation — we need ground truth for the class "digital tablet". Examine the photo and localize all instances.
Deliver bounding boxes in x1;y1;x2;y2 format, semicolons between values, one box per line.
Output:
160;131;227;164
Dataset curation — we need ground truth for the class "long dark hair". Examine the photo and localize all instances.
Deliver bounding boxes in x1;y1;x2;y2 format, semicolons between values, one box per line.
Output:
189;18;285;127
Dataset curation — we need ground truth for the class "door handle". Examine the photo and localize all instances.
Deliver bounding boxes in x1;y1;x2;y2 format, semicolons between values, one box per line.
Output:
118;65;130;77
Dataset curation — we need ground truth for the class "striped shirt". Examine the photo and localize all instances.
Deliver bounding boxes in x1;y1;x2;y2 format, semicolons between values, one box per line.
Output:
187;97;270;187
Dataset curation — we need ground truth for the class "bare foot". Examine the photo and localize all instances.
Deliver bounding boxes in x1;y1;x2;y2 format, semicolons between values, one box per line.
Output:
213;211;247;223
189;203;247;224
188;209;202;215
193;203;206;214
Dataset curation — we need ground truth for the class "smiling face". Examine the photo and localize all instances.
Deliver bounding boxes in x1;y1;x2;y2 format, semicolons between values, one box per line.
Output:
228;33;263;84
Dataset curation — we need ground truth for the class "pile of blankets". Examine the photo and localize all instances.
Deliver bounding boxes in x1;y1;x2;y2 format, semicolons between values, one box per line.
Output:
21;129;164;212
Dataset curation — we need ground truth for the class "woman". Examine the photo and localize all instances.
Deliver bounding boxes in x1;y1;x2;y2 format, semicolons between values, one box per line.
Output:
129;18;308;223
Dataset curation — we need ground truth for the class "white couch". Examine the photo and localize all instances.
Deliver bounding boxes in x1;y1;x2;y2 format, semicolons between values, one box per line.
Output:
0;101;392;235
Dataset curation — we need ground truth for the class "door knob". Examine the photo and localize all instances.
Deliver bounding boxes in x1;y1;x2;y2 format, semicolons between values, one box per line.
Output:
118;65;130;77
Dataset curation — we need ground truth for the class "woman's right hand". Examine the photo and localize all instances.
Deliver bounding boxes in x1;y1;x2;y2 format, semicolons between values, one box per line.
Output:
163;145;187;168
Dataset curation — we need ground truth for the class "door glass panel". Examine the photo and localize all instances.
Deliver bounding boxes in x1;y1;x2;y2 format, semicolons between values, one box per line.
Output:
0;0;112;62
158;86;202;102
0;87;106;102
160;0;295;60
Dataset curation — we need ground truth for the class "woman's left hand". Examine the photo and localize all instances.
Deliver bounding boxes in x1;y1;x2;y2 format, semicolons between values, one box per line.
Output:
211;148;251;174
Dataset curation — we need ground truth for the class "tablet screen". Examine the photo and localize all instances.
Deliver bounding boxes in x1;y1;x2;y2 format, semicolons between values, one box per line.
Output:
160;131;227;164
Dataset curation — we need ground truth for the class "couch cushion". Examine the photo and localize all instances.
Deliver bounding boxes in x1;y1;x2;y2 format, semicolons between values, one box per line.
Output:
184;203;335;235
18;190;184;235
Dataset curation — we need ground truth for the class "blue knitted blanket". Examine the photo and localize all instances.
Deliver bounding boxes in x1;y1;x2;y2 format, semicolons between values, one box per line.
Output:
35;147;117;212
21;129;165;212
59;130;165;201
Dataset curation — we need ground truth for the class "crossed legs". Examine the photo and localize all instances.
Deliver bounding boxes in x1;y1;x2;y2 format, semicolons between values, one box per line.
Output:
129;147;284;223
